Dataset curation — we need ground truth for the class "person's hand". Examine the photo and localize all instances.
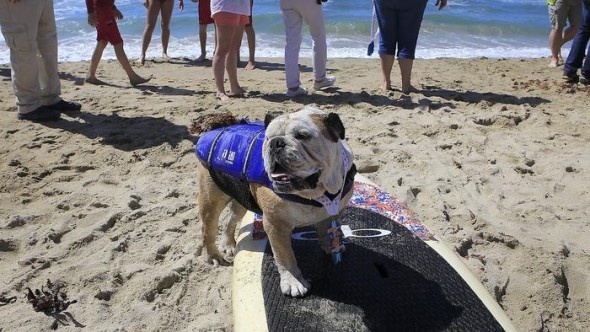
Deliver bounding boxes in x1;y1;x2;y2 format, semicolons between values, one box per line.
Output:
143;0;149;9
87;13;97;27
435;0;447;10
178;0;184;11
114;8;124;20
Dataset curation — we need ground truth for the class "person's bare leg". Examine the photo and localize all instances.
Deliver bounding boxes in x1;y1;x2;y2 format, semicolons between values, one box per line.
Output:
562;25;579;46
227;25;246;95
86;40;108;84
549;28;563;67
197;24;208;62
113;43;152;86
140;0;162;64
555;25;578;63
213;25;234;100
379;53;394;91
399;58;417;94
160;0;175;60
245;25;256;70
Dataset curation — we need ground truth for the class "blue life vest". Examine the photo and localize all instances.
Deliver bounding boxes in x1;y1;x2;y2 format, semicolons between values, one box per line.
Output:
195;119;357;216
195;120;271;214
195;120;272;188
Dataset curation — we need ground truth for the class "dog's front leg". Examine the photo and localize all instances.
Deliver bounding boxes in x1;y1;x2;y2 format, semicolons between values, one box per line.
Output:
264;218;310;297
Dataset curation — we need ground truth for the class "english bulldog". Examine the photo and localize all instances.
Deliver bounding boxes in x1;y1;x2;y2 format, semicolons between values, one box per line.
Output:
196;106;355;297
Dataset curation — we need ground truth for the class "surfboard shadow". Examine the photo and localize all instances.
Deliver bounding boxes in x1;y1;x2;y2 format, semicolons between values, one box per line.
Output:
260;207;504;331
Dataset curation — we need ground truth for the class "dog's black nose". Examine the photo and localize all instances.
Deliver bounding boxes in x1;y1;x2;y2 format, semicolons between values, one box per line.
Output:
271;137;286;150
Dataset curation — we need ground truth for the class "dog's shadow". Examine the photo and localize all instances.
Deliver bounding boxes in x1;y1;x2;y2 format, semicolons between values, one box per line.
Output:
45;111;196;151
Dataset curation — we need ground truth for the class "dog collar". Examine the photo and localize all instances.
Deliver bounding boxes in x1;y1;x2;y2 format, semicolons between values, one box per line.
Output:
277;163;356;210
314;145;351;265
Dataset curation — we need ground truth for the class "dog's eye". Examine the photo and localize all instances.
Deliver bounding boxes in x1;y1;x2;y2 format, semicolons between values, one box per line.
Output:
294;132;310;140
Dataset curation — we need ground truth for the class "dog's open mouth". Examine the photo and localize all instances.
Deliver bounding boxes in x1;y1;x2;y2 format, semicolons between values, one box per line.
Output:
270;163;321;191
270;163;296;183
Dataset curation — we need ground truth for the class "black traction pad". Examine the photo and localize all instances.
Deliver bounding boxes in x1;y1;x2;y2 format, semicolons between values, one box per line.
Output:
261;207;505;331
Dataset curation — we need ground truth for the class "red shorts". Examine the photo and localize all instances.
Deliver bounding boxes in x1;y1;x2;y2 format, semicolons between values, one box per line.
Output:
246;0;253;27
198;0;214;25
212;12;249;27
96;22;123;45
95;10;123;45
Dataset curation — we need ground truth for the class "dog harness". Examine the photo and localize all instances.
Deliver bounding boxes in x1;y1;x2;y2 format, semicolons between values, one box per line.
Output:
195;120;356;216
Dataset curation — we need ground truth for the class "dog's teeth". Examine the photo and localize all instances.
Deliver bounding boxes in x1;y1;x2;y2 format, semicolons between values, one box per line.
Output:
272;173;292;182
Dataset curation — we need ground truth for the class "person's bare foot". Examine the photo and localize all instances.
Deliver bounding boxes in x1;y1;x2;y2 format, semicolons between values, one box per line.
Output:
401;85;418;94
228;92;247;98
162;53;171;62
130;74;152;87
85;76;105;85
548;57;560;67
136;57;146;65
381;83;393;91
245;60;256;70
216;92;230;101
229;87;247;96
196;54;206;62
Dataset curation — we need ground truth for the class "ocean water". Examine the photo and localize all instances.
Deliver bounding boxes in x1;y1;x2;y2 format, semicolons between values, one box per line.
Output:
0;0;557;64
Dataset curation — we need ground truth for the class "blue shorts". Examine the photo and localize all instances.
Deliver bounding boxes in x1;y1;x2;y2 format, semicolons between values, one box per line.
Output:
374;0;428;59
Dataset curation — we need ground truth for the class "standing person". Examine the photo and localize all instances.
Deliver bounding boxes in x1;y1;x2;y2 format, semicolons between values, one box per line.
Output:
85;0;152;86
0;0;81;122
196;0;214;62
563;0;590;84
547;0;582;67
244;0;256;70
138;0;185;65
373;0;446;94
211;0;250;100
280;0;335;98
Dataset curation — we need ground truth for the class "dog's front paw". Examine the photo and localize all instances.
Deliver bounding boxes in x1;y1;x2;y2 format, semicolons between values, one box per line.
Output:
220;239;237;258
279;272;310;297
206;251;231;267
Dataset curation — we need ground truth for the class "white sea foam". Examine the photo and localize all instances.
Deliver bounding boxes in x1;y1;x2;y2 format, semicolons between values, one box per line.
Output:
1;35;554;65
0;0;554;64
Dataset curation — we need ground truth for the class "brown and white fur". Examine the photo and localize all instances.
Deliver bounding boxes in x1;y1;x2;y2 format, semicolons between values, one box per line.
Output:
197;107;354;297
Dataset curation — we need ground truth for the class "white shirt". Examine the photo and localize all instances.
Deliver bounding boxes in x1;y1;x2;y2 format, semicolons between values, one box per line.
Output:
211;0;251;17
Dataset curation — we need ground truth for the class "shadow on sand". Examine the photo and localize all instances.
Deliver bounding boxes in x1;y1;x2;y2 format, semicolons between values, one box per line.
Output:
44;111;197;151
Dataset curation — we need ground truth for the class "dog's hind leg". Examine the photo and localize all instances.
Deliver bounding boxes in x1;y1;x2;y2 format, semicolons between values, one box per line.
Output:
315;218;331;255
221;200;247;258
197;165;232;266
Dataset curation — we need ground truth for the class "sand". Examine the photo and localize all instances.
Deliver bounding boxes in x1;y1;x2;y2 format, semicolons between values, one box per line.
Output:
0;56;589;331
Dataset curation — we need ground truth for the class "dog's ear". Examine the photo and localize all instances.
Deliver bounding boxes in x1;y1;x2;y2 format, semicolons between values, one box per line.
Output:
323;112;345;141
264;112;281;128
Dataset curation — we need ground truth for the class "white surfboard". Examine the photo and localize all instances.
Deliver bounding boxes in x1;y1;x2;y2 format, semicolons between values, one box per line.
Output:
232;174;516;332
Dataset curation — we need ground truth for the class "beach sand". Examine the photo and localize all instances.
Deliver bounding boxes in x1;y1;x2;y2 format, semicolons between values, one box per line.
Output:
1;57;589;331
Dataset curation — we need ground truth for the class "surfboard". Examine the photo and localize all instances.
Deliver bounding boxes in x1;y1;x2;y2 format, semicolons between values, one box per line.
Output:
232;174;516;332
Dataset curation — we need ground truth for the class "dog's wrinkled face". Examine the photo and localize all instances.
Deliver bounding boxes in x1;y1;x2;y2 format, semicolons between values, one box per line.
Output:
263;107;346;195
